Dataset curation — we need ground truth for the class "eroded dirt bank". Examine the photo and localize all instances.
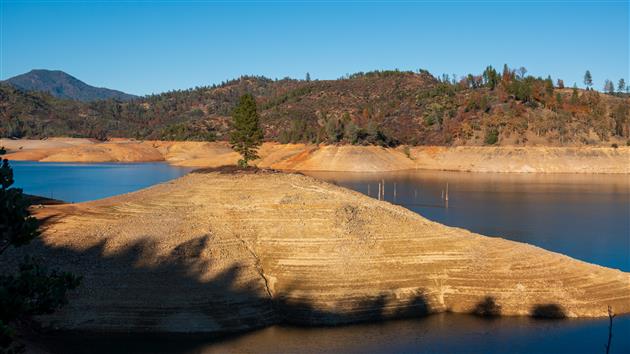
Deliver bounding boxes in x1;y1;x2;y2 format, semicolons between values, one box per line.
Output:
410;146;630;173
2;138;628;173
5;170;629;333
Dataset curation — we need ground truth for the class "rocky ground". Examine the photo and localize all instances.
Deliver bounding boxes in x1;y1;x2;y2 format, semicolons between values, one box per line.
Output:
1;138;629;173
5;169;629;333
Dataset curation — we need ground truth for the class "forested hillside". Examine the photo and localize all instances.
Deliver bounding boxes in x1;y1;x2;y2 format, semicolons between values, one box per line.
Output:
1;67;628;146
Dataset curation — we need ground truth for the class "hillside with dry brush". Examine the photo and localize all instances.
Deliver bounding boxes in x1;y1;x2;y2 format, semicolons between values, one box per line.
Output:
2;67;628;147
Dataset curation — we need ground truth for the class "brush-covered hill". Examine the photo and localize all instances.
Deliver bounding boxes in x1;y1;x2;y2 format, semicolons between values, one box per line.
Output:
3;69;137;102
1;68;628;146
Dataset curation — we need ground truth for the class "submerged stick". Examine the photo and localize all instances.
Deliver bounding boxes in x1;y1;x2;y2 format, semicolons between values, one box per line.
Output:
445;183;449;208
382;179;385;200
605;305;616;354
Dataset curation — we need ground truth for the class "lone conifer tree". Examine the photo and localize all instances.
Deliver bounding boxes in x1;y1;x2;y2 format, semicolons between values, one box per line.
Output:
571;83;579;104
604;80;615;95
584;70;593;90
230;94;263;167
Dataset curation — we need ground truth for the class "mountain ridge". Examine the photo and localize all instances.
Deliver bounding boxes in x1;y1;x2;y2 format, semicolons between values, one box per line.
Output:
0;68;628;146
3;69;137;102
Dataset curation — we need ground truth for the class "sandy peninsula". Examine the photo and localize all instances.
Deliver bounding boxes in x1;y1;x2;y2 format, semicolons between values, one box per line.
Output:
4;169;627;333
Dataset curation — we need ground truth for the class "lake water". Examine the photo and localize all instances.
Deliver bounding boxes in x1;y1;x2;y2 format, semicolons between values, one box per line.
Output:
38;313;629;354
8;161;630;353
10;161;192;203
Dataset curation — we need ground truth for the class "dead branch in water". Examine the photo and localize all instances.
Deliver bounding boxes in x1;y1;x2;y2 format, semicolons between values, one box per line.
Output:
605;305;616;354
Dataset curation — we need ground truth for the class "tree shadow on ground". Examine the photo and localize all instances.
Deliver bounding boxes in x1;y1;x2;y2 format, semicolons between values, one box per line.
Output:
5;225;572;353
530;304;567;319
472;296;502;318
4;233;431;337
470;296;567;320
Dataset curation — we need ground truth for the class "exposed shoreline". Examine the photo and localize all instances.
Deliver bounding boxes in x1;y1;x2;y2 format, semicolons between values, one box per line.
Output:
2;138;629;174
3;168;627;335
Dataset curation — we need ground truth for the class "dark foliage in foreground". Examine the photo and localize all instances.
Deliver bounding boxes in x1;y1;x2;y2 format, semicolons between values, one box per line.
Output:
0;159;81;353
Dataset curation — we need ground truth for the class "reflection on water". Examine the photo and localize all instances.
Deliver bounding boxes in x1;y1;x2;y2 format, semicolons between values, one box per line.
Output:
306;171;630;272
10;161;192;203
40;313;630;354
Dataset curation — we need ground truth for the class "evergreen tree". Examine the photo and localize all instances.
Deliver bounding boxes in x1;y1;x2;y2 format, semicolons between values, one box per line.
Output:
604;80;615;95
584;70;593;89
545;75;554;95
484;128;499;145
230;94;263;167
325;117;343;143
556;79;565;89
0;160;38;253
618;78;626;94
305;72;311;82
612;103;628;137
556;92;563;106
344;120;360;144
483;66;498;90
466;74;475;88
571;84;579;104
501;64;511;83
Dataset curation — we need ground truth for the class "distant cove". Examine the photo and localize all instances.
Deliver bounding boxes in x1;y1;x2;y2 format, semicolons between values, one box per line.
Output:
11;161;192;203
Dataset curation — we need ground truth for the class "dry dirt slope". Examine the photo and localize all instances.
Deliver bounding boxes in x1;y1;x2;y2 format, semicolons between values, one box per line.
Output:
2;138;629;173
6;170;630;333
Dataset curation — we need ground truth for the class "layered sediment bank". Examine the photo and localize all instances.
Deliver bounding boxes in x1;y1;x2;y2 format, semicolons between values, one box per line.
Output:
2;138;628;173
5;170;628;333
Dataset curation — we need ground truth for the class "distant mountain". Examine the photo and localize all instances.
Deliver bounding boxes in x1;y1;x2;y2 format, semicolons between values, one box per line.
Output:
3;69;137;102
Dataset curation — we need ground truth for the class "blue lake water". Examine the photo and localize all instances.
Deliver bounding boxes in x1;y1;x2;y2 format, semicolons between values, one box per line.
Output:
40;313;630;354
8;161;630;353
11;161;192;203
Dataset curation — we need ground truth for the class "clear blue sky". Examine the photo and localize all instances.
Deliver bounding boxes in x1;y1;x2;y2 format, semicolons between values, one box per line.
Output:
1;1;628;96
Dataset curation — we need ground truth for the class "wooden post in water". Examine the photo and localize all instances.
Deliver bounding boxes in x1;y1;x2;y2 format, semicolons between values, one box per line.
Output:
382;179;385;200
367;184;370;196
378;182;381;201
393;182;397;201
445;182;449;208
605;305;616;354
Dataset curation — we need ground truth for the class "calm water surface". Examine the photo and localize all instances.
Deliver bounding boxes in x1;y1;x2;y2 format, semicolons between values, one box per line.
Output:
11;161;192;203
40;313;630;354
11;162;630;353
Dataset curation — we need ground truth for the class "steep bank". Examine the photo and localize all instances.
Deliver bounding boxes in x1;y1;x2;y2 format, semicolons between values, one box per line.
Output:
2;138;628;173
409;146;630;173
5;170;629;333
